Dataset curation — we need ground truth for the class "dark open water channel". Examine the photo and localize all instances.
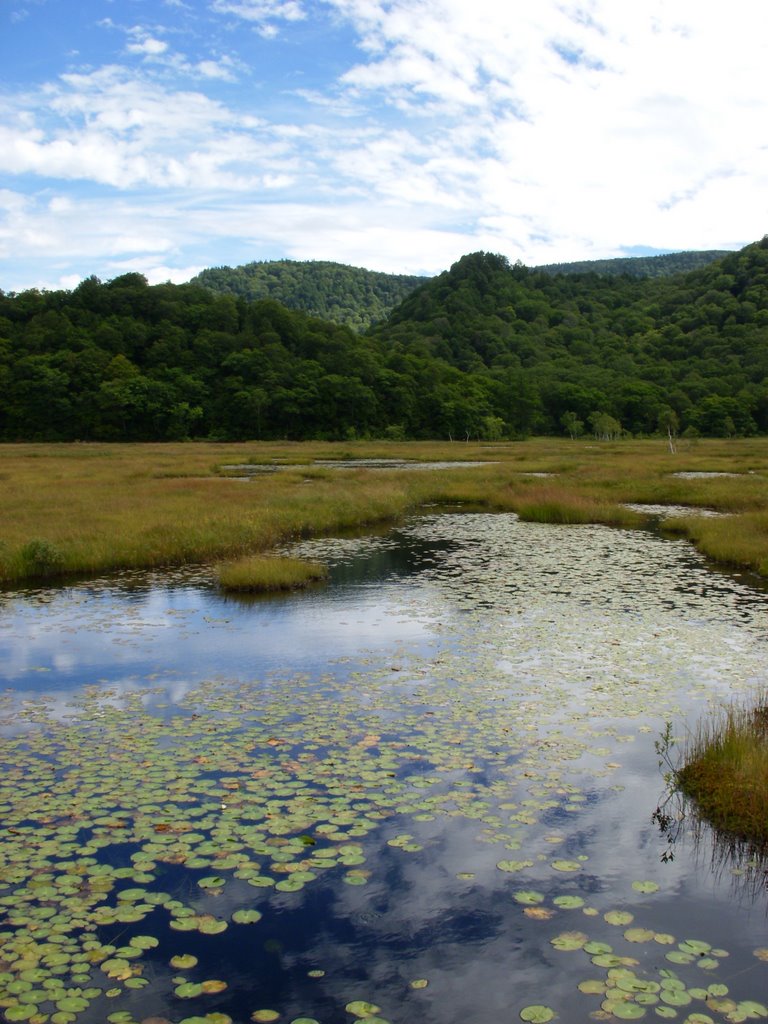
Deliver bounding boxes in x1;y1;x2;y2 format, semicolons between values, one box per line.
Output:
1;512;767;1024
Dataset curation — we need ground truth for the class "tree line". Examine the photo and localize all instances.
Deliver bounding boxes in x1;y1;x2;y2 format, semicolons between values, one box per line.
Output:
0;238;767;441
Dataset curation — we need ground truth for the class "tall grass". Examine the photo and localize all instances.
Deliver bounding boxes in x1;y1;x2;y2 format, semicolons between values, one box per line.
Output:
509;484;644;527
663;510;768;575
677;693;768;846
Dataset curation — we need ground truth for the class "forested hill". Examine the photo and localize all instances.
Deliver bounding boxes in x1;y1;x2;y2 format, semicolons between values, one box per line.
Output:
191;251;730;332
535;249;731;279
191;260;426;331
1;238;767;442
372;237;768;437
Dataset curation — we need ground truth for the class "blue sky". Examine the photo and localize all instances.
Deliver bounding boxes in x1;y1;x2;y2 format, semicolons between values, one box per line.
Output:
1;0;766;292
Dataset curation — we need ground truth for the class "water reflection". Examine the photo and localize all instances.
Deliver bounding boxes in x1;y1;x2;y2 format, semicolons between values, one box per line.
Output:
3;512;768;1024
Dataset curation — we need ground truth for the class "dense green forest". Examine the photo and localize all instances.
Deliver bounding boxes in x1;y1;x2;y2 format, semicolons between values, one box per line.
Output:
192;251;728;331
191;260;426;331
536;249;730;279
1;239;767;441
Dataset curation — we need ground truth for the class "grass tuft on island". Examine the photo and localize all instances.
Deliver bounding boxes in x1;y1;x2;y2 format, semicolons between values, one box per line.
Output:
511;485;644;528
217;555;328;593
677;692;768;848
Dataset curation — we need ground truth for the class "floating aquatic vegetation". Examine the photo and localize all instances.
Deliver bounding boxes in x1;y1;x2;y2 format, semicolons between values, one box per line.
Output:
3;512;768;1023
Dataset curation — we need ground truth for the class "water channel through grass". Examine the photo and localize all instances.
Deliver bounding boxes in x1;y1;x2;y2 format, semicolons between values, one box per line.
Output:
1;511;767;1024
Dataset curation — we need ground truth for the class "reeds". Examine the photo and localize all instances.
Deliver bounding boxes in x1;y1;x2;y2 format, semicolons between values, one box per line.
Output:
677;693;768;846
510;485;644;527
216;556;328;592
663;510;768;575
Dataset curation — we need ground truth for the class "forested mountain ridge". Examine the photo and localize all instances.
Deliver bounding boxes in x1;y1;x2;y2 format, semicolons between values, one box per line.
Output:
535;249;730;279
190;260;427;331
191;251;730;333
0;238;767;441
373;238;768;437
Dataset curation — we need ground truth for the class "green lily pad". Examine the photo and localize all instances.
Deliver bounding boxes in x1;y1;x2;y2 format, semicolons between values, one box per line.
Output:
520;1006;555;1023
610;1002;645;1019
497;860;534;872
551;860;581;872
553;895;584;909
233;909;263;924
513;890;546;905
176;982;204;998
735;1002;768;1018
679;940;711;954
171;954;199;969
583;941;613;955
631;880;660;894
197;917;228;934
578;980;606;995
346;1002;381;1018
5;1007;38;1022
604;910;634;926
550;931;588;951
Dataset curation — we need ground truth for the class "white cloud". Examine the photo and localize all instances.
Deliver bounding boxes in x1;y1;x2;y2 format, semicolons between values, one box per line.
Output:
2;1;766;288
126;36;169;56
108;259;207;284
0;66;305;191
195;58;238;81
210;0;305;24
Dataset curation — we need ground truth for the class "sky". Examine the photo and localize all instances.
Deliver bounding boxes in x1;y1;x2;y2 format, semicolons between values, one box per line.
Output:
1;0;767;293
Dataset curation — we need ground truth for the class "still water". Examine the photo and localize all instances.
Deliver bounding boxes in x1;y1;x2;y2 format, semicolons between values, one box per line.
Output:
1;513;767;1024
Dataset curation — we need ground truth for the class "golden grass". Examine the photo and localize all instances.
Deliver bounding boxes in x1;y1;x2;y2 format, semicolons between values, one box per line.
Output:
678;693;768;846
216;555;328;592
508;484;644;527
1;437;767;583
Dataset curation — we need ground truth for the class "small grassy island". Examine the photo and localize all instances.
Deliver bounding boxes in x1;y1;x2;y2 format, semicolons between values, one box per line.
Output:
678;694;768;847
216;555;328;592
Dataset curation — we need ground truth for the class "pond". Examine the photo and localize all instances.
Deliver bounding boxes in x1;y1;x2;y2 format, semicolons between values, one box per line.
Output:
219;460;494;476
1;512;767;1024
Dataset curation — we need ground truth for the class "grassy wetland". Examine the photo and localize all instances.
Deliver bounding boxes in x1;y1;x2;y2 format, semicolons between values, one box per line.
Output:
1;436;768;584
3;438;768;1024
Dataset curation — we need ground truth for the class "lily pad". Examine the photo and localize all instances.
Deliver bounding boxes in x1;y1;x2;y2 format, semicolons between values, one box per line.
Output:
233;909;263;924
631;881;660;894
553;895;584;909
513;890;546;905
170;955;199;970
551;860;581;872
604;910;634;926
550;931;588;951
346;1002;381;1018
497;860;534;873
520;1006;555;1023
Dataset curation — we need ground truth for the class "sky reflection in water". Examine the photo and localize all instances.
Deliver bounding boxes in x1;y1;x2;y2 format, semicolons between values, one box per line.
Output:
1;512;768;1024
